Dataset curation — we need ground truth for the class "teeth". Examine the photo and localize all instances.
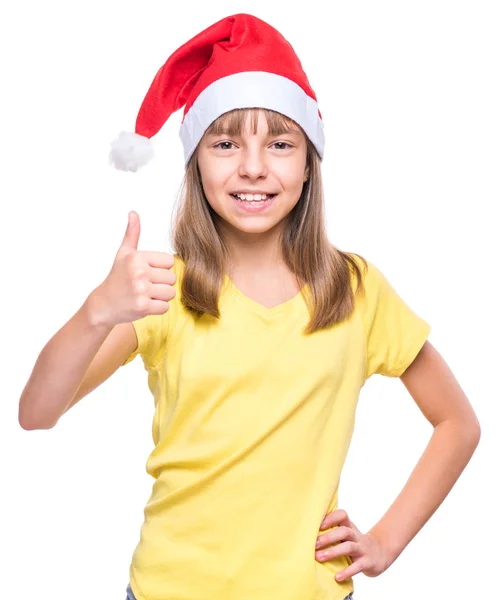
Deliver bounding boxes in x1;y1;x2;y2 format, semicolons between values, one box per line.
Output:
233;193;272;201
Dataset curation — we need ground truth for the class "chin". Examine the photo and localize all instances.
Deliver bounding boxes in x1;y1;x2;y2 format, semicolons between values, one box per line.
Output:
232;217;284;234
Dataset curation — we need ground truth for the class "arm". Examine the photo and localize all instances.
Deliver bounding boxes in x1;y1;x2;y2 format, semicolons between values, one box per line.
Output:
367;340;481;566
18;290;136;430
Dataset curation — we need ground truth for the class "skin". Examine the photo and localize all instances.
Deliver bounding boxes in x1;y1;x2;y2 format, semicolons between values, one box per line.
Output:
196;110;309;273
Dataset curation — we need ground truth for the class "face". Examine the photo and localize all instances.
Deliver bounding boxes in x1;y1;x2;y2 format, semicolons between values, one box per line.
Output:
196;110;309;237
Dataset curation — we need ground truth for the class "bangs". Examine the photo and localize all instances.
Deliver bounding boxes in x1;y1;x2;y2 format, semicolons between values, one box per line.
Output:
205;108;302;138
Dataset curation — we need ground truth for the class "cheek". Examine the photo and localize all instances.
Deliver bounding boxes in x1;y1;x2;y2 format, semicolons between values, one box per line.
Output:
201;166;233;196
282;193;302;214
201;178;230;214
279;171;307;197
198;172;222;204
274;157;307;188
278;179;306;212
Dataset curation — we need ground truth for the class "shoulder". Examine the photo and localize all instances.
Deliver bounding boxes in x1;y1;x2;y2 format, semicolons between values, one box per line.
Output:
345;252;373;295
344;253;398;319
347;253;385;291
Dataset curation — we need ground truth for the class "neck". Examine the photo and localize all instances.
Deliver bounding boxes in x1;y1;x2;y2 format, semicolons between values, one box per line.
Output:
217;218;287;274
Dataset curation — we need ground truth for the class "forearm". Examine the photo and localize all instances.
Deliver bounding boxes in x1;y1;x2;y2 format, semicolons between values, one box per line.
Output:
367;418;480;566
18;293;114;430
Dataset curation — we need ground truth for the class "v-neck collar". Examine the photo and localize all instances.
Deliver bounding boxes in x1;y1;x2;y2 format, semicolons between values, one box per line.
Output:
223;274;309;319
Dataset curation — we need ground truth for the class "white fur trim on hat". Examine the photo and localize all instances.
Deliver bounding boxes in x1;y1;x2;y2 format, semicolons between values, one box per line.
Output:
179;71;325;166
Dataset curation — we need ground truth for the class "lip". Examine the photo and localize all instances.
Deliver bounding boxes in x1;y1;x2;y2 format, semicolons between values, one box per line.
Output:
230;193;277;213
230;190;278;195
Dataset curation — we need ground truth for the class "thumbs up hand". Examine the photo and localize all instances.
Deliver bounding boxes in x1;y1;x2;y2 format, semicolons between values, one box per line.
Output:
88;211;176;327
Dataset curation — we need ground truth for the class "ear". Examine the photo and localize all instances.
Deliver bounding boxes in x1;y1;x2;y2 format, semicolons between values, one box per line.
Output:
304;166;310;181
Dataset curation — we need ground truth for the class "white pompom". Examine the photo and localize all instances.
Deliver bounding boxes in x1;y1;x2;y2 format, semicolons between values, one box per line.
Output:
109;131;154;172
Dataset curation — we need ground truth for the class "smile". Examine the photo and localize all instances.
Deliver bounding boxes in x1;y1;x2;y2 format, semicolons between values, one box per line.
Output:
229;193;277;212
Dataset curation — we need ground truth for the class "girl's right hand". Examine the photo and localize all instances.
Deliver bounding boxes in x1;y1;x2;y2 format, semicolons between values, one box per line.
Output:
88;211;177;327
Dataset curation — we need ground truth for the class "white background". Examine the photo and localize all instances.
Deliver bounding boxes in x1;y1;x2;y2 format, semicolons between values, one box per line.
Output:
2;1;498;599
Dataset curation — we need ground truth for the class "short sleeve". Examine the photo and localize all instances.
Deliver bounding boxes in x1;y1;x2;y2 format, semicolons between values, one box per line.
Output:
359;259;431;379
121;312;168;370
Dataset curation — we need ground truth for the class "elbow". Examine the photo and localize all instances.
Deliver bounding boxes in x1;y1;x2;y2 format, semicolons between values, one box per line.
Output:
459;419;481;449
467;426;481;458
472;422;481;447
18;402;57;431
435;415;481;449
467;413;481;447
19;416;56;431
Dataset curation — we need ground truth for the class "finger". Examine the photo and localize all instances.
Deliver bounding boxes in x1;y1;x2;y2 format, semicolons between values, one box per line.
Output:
149;265;177;285
316;526;354;549
335;559;365;582
316;540;359;563
320;509;350;530
118;211;140;254
149;282;177;302
143;251;176;269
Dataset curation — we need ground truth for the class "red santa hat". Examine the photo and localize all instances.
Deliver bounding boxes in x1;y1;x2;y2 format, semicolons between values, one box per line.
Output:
109;13;325;172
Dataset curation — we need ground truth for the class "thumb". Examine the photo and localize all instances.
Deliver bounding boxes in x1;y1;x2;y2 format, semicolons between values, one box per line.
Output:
118;211;140;255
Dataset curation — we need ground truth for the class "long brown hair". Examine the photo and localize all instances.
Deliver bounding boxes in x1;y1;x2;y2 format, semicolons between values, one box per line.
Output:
170;107;367;335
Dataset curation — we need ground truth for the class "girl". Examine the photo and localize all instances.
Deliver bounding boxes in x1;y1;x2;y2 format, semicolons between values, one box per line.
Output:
19;12;481;600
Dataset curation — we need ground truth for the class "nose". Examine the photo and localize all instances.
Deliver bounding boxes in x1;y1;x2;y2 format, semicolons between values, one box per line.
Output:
237;145;269;180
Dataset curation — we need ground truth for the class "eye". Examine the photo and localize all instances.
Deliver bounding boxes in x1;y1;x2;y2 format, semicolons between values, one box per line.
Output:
213;141;293;151
214;141;236;150
271;142;293;150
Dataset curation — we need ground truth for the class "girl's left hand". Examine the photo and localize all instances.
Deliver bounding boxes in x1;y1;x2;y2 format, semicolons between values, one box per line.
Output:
315;509;393;582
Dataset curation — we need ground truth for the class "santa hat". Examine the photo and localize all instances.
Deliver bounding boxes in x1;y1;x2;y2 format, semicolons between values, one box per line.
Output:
109;13;325;172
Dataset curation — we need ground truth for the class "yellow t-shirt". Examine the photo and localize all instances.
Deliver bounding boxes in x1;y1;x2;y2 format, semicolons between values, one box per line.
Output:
122;254;431;600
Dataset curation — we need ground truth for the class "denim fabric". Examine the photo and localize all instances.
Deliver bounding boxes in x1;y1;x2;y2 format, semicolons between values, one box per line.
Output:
126;583;136;600
126;582;354;599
